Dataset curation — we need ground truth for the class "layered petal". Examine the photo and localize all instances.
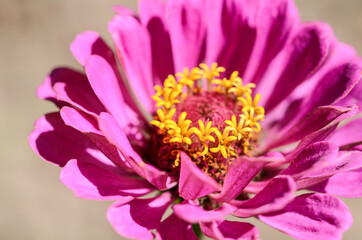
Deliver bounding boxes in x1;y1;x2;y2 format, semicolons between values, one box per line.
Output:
167;0;206;72
156;214;198;240
173;202;235;224
200;220;259;240
264;105;358;151
60;160;154;200
259;193;353;240
245;0;299;84
211;155;275;203
326;118;362;149
281;142;338;179
42;68;106;116
205;0;257;77
259;23;331;111
233;175;296;217
29;112;117;172
70;31;140;113
139;0;174;81
308;168;362;198
107;192;172;240
109;15;155;113
179;152;221;200
98;112;176;190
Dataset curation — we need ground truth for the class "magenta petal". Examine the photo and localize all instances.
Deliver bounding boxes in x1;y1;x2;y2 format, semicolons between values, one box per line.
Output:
281;142;338;179
233;175;296;217
60;107;132;171
308;168;362;198
205;0;257;76
36;74;67;108
212;155;277;203
29;112;116;172
98;113;176;190
246;0;299;84
301;63;360;115
327;118;362;148
173;202;235;224
84;55;140;129
156;213;198;240
60;160;154;200
139;0;174;81
262;23;331;112
200;220;260;240
108;15;155;113
264;105;358;150
178;152;221;200
70;31;141;114
259;193;353;240
46;68;106;116
167;0;206;72
107;192;172;240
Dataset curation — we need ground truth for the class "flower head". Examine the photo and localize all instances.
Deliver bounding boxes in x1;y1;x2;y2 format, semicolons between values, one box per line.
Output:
30;0;362;239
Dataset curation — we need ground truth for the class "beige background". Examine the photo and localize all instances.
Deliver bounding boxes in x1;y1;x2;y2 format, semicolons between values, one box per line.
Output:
0;0;361;239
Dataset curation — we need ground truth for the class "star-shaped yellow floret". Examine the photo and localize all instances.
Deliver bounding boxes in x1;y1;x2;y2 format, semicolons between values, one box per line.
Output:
190;120;218;156
210;127;237;158
176;67;203;89
164;112;196;145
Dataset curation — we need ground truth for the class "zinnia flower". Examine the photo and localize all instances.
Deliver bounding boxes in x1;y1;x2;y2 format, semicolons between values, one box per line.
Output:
29;0;362;239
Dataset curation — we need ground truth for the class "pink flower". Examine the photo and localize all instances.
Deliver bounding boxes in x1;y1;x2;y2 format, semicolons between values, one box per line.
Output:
29;0;362;239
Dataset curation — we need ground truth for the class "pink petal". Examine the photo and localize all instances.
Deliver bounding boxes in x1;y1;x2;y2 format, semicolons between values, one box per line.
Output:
60;107;132;171
308;168;362;198
36;74;66;108
178;152;221;200
107;192;172;240
70;31;141;115
232;175;296;217
45;68;106;116
211;156;271;203
264;105;358;151
108;15;155;113
156;213;198;240
139;0;174;81
200;220;260;240
281;142;338;179
173;202;235;223
98;112;176;190
60;159;154;200
29;112;116;172
84;55;141;130
290;62;361;126
245;0;299;84
267;123;338;168
295;150;362;190
327;118;362;148
205;0;258;77
260;23;331;112
259;193;353;240
167;0;206;72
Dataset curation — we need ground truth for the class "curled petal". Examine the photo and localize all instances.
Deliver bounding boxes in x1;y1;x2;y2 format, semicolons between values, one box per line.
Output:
200;220;260;240
232;175;296;217
60;160;154;200
156;213;198;240
178;152;221;200
107;192;173;240
259;193;353;240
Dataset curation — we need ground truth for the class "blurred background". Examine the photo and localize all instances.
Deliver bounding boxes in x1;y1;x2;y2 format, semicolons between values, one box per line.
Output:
0;0;361;239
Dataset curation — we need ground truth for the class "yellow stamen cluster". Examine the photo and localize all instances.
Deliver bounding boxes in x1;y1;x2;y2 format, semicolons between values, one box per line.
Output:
150;63;265;168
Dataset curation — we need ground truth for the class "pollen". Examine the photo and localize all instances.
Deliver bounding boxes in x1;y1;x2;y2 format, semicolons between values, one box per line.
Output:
150;63;265;181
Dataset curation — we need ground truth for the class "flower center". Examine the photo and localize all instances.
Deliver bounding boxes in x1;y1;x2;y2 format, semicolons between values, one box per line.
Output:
149;63;265;182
